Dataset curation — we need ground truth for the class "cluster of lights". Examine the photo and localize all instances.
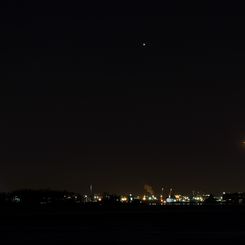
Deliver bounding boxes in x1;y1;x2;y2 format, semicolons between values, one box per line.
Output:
94;195;102;202
175;195;190;202
82;193;225;205
192;196;204;202
142;195;158;201
120;196;128;202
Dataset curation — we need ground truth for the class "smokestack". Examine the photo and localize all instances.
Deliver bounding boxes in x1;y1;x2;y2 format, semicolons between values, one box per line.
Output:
169;188;173;198
90;184;93;202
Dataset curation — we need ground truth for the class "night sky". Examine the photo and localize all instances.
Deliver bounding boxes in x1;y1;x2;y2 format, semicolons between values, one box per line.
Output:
1;1;245;195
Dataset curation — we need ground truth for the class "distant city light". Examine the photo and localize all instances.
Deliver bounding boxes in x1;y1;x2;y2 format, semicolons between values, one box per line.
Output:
6;188;233;206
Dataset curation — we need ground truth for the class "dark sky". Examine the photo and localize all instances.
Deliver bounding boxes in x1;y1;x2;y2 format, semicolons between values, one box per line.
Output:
1;1;245;195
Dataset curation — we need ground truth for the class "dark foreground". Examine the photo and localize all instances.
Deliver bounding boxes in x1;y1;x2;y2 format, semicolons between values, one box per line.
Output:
0;205;245;244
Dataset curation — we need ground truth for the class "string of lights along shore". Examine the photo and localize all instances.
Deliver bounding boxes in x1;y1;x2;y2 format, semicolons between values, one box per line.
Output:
3;184;244;206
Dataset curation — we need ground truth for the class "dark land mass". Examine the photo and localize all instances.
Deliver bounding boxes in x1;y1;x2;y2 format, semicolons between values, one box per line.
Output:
0;205;245;244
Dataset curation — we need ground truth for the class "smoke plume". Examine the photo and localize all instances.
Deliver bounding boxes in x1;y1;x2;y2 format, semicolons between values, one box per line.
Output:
144;184;154;195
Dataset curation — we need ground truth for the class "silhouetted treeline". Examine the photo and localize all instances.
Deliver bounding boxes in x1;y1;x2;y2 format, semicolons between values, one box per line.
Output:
223;192;245;205
203;194;217;205
101;193;121;205
0;189;82;207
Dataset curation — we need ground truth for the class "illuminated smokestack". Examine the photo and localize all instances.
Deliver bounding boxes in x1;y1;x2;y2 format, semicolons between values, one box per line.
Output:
90;184;93;202
169;188;173;198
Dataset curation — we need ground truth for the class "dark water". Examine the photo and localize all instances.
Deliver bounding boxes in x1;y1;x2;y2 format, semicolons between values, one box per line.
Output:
0;206;245;244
